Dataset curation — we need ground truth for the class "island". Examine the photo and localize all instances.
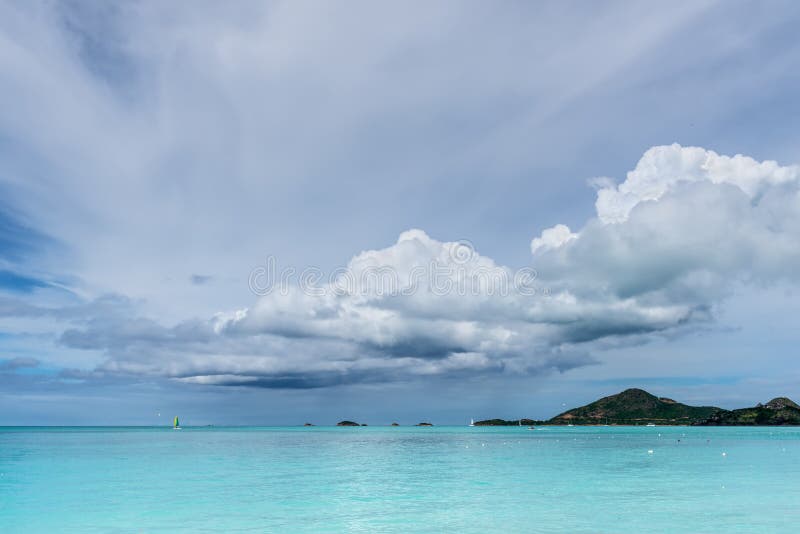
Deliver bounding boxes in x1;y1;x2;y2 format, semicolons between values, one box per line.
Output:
473;418;540;426
474;388;800;426
336;420;360;426
416;422;433;426
695;397;800;425
549;388;719;426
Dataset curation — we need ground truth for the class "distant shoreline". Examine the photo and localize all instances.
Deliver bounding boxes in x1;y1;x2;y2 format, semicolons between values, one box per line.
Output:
4;389;799;428
473;388;800;427
4;423;800;428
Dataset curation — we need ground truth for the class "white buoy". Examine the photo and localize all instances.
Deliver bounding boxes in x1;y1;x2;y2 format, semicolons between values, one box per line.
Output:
648;449;654;454
722;452;727;457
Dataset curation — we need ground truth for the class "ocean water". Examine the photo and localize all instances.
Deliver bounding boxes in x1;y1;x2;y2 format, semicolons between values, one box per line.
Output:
1;426;799;533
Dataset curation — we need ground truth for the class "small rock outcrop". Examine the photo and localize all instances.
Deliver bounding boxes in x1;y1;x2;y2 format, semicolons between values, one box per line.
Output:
474;418;539;426
336;420;360;426
416;422;433;426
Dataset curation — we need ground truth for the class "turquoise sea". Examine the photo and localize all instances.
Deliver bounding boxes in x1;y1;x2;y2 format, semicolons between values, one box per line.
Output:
1;426;799;533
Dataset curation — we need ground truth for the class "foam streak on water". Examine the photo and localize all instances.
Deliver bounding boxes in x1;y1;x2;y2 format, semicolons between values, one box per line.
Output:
1;426;799;533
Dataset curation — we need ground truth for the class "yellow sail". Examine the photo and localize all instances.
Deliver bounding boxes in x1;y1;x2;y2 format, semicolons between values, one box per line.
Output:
174;416;180;428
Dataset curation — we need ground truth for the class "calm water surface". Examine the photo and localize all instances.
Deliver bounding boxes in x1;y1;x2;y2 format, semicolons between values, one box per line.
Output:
1;426;799;533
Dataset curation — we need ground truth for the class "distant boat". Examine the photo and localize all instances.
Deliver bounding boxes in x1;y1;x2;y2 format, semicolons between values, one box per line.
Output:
173;416;181;430
567;423;574;427
646;423;656;427
469;418;475;427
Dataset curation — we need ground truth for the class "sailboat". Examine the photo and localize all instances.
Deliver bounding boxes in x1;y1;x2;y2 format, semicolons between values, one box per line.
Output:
173;416;181;430
469;418;475;427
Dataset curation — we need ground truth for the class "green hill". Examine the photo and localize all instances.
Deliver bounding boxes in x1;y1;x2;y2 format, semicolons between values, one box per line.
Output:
547;388;719;425
694;397;800;426
470;390;800;427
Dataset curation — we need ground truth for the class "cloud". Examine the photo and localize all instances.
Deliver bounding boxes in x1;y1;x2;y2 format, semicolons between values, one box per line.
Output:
532;145;800;301
530;224;577;254
190;274;214;286
49;144;800;388
0;356;40;371
593;144;799;224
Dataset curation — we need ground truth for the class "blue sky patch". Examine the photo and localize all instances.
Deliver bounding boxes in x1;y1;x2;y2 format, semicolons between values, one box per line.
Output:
0;269;49;293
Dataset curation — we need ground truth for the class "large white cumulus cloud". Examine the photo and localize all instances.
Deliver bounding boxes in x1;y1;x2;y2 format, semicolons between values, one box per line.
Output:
59;145;800;387
532;144;800;297
594;144;800;224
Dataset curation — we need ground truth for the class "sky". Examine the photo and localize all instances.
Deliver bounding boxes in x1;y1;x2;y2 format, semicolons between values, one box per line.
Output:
2;0;800;425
